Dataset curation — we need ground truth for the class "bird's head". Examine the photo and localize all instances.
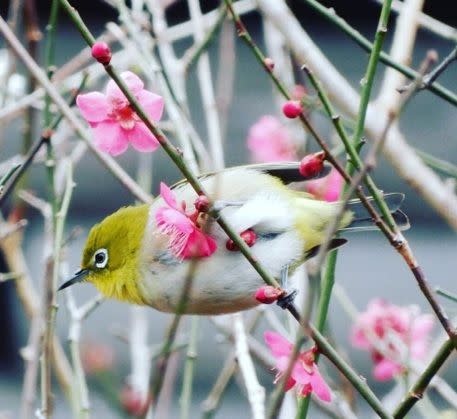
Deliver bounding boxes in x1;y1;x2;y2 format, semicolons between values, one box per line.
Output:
59;205;150;304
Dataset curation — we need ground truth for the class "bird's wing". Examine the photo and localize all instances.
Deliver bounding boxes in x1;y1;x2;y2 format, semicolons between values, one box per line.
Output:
170;162;332;190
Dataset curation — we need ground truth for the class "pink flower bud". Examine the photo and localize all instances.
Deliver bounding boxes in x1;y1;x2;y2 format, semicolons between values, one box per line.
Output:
299;152;325;178
264;57;275;71
120;386;151;416
282;100;303;119
226;229;257;251
194;194;210;213
91;42;112;65
255;286;284;304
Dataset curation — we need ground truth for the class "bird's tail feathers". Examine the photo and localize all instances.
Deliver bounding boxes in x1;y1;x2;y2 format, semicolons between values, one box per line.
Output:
341;193;410;232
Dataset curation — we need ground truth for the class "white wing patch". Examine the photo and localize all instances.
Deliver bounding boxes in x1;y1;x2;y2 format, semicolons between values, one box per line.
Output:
224;191;293;233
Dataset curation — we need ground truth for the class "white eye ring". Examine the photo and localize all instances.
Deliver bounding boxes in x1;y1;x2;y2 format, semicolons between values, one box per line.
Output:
94;248;108;269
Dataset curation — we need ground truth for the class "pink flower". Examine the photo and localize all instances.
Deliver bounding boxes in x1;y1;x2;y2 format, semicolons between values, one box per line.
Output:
76;71;164;156
351;299;434;381
81;343;114;374
247;115;297;163
155;183;217;260
305;168;343;202
264;331;331;402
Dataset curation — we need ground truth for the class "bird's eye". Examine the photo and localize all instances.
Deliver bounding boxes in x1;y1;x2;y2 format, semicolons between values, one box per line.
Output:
94;248;108;269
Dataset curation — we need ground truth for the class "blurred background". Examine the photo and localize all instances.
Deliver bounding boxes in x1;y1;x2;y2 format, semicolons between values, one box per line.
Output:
0;0;456;417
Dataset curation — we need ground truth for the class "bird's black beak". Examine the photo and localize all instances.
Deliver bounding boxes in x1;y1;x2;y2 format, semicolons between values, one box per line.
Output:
58;269;89;291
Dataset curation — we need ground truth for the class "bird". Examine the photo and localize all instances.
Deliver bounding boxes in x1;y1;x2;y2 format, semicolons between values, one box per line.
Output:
58;162;408;315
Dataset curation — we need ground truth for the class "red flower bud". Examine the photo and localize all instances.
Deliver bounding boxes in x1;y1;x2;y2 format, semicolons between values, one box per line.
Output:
226;229;257;251
264;57;275;71
282;100;303;119
299;152;325;178
194;194;210;213
91;42;112;65
120;386;151;416
255;286;284;304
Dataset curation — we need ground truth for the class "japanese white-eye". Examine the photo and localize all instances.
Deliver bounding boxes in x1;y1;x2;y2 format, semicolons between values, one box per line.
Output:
59;163;407;315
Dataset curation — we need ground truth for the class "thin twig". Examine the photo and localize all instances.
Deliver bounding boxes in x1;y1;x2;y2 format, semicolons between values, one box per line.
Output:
399;45;457;93
436;287;457;304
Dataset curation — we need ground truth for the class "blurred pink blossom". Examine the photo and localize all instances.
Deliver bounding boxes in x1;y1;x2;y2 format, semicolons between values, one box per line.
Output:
155;183;217;260
81;343;114;374
351;299;434;381
305;168;343;202
246;115;297;162
76;71;164;156
264;331;331;401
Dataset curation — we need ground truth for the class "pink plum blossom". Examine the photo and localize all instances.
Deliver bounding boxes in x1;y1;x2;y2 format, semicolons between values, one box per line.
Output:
155;183;217;260
351;299;434;381
76;71;164;156
247;115;297;163
305;168;343;202
264;331;331;401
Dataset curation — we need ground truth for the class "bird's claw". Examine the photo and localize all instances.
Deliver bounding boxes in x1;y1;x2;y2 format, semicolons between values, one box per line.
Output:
276;289;298;310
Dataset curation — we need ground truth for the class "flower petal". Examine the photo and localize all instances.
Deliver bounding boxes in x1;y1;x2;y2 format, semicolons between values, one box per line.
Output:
411;314;434;340
181;229;217;259
264;332;293;358
137;90;164;121
309;368;332;402
291;361;311;385
373;359;402;381
92;122;129;156
159;182;178;209
127;122;160;153
350;327;372;350
106;71;145;102
246;115;297;163
156;207;194;234
76;92;110;123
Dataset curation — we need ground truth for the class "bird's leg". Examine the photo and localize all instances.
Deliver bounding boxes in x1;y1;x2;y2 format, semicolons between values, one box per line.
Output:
277;265;298;310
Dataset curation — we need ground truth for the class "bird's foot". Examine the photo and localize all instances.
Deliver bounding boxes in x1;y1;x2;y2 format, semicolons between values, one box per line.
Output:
276;289;298;310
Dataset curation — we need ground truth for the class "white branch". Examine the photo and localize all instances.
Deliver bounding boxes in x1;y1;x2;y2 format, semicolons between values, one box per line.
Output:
161;0;257;43
233;313;265;419
187;0;224;170
377;0;425;113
